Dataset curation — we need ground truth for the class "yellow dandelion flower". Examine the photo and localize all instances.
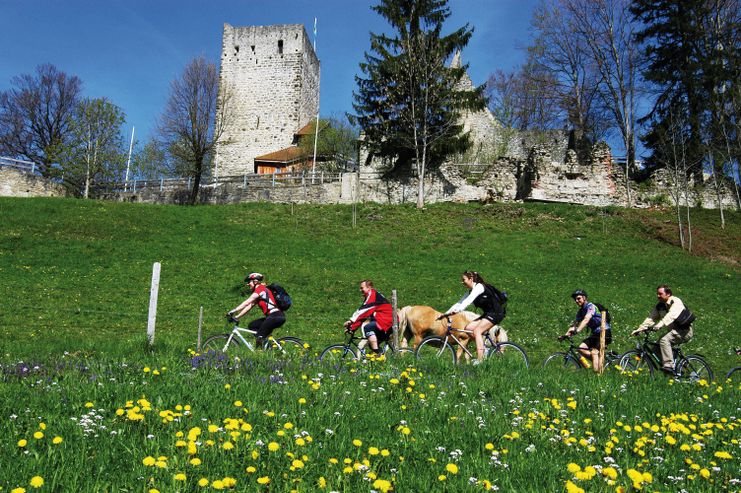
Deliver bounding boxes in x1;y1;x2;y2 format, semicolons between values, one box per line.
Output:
33;431;43;440
373;479;393;492
283;422;294;430
174;473;186;481
353;439;363;447
222;441;234;451
567;463;581;474
29;476;44;488
222;477;236;488
11;488;27;493
246;466;256;473
699;468;710;479
298;397;307;404
198;478;209;487
438;475;447;481
318;476;327;488
714;451;732;460
381;449;390;457
233;401;242;407
17;439;27;447
142;456;156;466
190;458;202;466
445;463;459;475
565;480;584;493
369;446;380;455
257;476;270;485
295;437;306;446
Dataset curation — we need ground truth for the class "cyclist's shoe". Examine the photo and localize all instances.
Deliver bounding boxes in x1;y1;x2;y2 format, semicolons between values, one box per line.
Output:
255;337;266;349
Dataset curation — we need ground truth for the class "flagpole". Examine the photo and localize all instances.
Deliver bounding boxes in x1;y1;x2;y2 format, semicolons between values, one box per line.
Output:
311;17;320;178
124;126;135;191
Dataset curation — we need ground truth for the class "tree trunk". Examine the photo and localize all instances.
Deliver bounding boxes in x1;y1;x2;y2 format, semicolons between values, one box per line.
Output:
189;158;203;205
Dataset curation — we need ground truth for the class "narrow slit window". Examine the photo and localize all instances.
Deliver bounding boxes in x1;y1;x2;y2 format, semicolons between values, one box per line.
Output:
278;40;283;55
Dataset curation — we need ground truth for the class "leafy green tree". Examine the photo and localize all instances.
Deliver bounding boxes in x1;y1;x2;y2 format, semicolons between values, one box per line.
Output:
61;97;127;198
352;0;486;208
297;116;359;172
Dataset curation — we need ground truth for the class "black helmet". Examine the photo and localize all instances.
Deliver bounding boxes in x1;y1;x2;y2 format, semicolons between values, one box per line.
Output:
245;272;264;282
571;289;588;300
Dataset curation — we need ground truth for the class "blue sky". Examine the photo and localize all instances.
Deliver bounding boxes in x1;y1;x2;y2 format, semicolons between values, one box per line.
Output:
0;0;539;144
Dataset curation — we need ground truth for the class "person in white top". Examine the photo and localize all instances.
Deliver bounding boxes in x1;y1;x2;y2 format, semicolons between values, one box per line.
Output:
438;271;505;364
630;284;694;374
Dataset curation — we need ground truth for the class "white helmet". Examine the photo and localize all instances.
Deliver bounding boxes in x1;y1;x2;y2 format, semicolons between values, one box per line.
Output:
245;272;264;282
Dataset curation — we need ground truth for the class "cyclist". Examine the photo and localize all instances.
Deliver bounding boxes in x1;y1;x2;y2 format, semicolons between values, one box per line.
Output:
438;271;504;364
228;272;286;348
630;284;693;375
563;289;612;371
344;280;393;355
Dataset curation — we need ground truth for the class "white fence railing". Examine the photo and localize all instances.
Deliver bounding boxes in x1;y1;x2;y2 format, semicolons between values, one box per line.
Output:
95;170;343;194
0;156;43;175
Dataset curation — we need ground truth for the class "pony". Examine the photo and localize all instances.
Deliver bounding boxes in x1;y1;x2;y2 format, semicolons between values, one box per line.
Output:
397;305;508;353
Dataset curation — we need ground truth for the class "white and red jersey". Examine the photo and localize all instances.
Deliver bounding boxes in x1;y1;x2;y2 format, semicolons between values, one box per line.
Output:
349;289;393;332
254;284;280;315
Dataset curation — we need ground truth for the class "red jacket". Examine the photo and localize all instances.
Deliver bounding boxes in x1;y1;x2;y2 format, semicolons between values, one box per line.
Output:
254;284;279;315
349;289;393;332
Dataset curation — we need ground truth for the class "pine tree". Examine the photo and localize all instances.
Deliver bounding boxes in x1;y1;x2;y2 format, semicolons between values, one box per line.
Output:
632;0;740;184
352;0;486;208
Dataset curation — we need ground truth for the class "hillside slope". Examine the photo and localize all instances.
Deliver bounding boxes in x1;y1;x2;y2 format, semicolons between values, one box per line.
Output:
0;197;738;368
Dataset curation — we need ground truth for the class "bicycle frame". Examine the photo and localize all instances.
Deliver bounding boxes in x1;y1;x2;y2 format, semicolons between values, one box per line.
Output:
440;317;498;360
223;323;285;352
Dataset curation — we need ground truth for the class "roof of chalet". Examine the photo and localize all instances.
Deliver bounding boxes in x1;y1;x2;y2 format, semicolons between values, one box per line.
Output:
296;123;314;136
254;146;307;164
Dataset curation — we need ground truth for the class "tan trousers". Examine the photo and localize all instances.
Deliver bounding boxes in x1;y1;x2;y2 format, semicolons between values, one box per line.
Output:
658;325;693;370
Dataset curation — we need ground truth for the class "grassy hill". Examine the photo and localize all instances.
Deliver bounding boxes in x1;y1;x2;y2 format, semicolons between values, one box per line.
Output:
0;197;738;368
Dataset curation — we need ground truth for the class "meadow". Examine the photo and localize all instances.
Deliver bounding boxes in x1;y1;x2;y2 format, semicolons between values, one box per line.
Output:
0;197;739;492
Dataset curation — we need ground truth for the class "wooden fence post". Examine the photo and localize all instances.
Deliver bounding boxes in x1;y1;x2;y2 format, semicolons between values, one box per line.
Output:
147;262;161;346
598;310;607;374
197;305;204;352
392;290;399;350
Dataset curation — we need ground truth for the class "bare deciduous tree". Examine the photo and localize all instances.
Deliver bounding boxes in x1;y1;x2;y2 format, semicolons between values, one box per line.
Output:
157;57;232;205
563;0;642;206
0;64;82;176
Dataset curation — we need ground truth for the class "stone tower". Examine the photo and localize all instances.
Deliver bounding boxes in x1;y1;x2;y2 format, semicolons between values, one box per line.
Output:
213;23;320;177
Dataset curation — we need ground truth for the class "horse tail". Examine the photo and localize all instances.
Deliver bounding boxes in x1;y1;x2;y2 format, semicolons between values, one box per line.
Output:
397;306;410;348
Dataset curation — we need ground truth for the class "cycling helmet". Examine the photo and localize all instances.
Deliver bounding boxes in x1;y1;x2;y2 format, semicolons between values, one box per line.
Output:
245;272;264;282
571;289;588;300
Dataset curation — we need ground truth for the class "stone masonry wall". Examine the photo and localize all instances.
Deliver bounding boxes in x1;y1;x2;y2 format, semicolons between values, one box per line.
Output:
0;167;65;198
213;24;319;177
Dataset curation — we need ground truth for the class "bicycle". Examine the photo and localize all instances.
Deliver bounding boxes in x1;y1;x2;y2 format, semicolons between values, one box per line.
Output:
618;331;713;381
543;335;620;371
725;348;741;382
319;328;413;368
414;316;529;369
202;315;308;358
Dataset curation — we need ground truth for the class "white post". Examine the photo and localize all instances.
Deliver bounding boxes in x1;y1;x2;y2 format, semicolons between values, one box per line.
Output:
392;289;399;350
147;262;161;346
197;305;204;352
124;126;135;192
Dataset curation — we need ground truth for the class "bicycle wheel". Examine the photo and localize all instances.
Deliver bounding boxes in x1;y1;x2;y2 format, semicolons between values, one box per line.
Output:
266;336;308;359
543;352;581;371
415;336;457;365
618;350;654;376
202;334;237;353
676;355;713;382
319;344;360;369
726;367;741;383
487;342;529;370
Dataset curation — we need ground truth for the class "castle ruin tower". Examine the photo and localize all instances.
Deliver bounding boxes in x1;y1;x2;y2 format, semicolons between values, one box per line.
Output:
213;23;320;177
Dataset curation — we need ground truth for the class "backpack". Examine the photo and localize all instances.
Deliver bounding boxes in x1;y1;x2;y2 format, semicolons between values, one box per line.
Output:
267;283;292;311
482;283;508;316
593;302;612;324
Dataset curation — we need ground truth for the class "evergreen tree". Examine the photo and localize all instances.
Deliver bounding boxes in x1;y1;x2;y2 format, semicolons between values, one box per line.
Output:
352;0;486;208
632;0;740;182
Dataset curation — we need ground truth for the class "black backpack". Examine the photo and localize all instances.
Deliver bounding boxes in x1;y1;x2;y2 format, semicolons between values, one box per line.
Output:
483;283;508;316
267;283;292;311
593;302;612;324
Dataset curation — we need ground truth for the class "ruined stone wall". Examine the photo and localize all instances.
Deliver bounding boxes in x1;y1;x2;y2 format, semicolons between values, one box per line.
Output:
213;24;319;177
0;168;65;197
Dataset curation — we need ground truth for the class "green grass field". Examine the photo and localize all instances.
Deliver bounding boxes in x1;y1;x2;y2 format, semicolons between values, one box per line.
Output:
0;197;739;492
